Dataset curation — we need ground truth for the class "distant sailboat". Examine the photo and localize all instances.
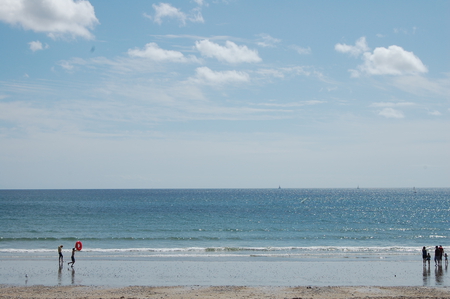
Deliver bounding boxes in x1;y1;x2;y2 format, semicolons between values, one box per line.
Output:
413;187;417;193
278;185;281;189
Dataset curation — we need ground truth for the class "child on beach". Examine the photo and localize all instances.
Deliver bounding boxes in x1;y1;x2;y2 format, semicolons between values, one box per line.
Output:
67;248;76;267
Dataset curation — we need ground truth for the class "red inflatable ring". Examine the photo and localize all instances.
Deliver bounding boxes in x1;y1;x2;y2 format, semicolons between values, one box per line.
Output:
75;241;82;251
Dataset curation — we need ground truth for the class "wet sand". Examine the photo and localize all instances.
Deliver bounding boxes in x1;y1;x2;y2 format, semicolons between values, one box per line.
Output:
1;258;449;287
1;256;449;298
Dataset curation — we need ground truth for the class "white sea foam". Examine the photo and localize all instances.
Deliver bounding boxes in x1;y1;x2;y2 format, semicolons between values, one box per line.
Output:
0;246;424;255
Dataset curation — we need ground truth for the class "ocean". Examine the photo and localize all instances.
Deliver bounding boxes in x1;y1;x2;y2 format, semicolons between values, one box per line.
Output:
1;188;448;261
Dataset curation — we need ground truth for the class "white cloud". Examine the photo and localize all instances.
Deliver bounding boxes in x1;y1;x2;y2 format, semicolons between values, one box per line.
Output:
192;66;250;85
336;37;428;77
152;3;187;25
28;40;48;52
150;3;204;26
257;34;281;48
0;0;99;40
378;108;405;119
335;37;369;57
128;43;194;62
195;39;262;63
360;45;427;76
291;45;311;55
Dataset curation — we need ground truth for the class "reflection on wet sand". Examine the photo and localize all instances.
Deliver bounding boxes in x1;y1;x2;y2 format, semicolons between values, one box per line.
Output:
423;261;448;286
70;268;75;285
58;264;63;285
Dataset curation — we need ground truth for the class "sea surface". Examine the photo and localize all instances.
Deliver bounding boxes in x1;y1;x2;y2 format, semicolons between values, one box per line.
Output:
1;188;449;261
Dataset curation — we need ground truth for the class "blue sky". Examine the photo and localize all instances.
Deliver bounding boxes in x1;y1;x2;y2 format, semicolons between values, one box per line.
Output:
0;0;449;189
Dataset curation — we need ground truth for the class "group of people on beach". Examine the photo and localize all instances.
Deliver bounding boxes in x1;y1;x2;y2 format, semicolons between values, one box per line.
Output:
422;245;447;266
58;245;77;267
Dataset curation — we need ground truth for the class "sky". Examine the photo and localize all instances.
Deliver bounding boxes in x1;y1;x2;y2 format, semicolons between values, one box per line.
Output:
0;0;449;189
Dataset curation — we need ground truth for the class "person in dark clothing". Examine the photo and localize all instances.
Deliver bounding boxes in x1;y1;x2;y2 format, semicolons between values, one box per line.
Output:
67;248;76;267
422;246;427;262
435;246;442;266
58;245;64;264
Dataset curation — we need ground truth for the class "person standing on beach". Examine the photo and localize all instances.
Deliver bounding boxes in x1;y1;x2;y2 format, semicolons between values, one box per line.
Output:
58;245;64;264
422;246;427;262
434;246;442;266
67;247;76;267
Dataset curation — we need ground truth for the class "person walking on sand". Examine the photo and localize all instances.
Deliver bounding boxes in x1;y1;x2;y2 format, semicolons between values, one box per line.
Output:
67;247;76;267
58;245;64;264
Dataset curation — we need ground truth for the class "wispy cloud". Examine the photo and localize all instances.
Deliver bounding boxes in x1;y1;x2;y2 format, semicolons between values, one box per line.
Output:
195;40;262;63
394;26;417;35
148;2;204;26
57;58;88;72
370;102;415;108
428;110;442;116
254;100;326;108
128;43;199;63
256;34;281;48
378;107;405;119
291;45;312;55
191;67;250;85
371;102;413;119
392;75;450;96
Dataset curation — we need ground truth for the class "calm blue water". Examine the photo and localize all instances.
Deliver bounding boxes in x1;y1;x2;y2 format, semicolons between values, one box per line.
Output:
1;188;449;258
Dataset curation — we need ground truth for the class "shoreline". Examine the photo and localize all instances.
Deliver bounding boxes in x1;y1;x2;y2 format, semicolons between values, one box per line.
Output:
1;285;450;299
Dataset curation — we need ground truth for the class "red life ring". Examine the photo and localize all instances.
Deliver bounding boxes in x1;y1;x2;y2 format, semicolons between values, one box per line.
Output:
75;241;82;251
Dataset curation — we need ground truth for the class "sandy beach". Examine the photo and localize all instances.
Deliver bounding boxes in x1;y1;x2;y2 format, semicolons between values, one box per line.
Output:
1;285;450;299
